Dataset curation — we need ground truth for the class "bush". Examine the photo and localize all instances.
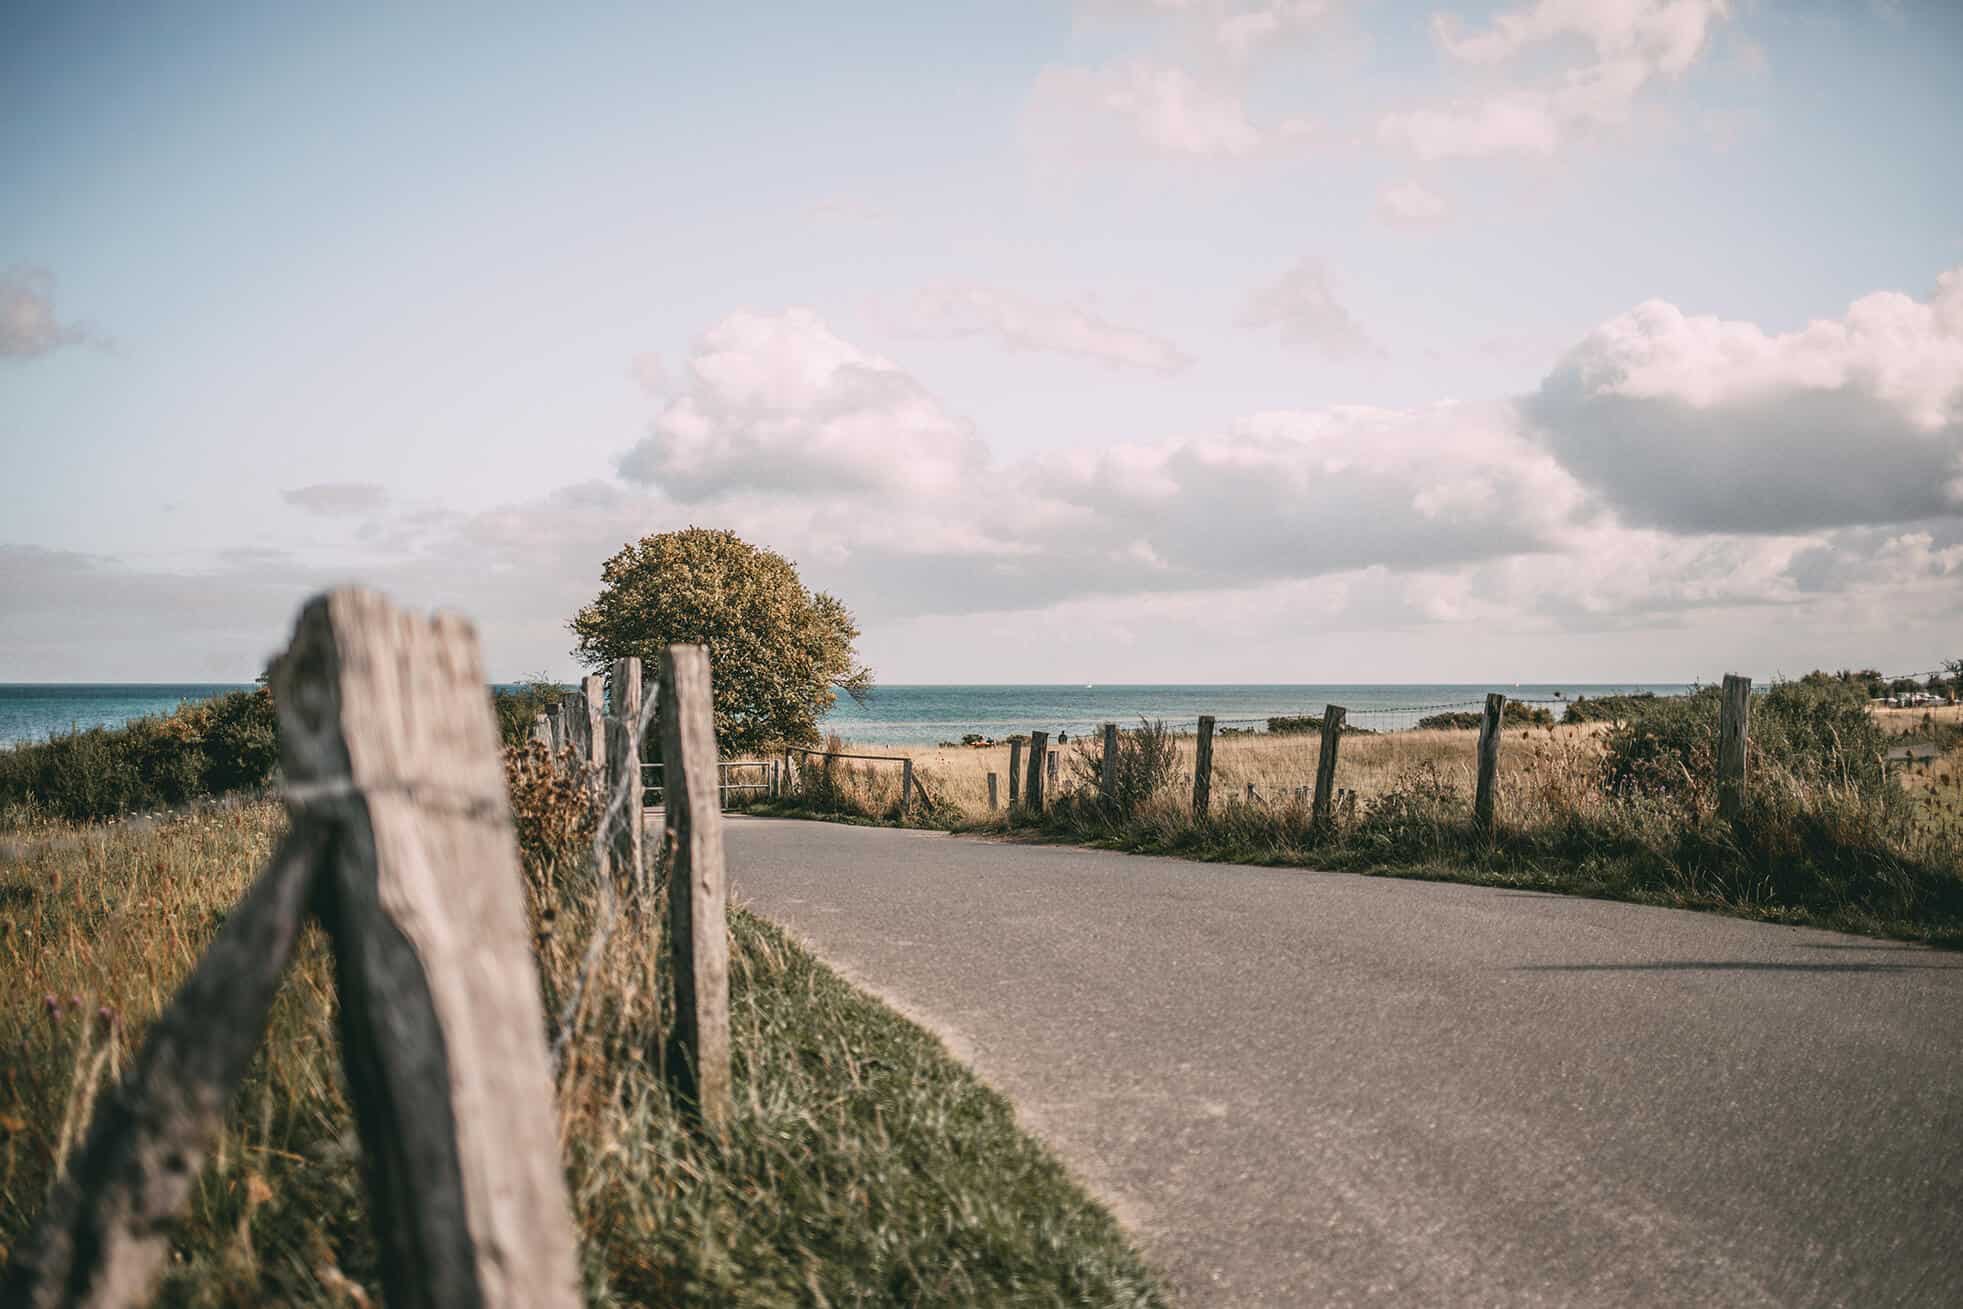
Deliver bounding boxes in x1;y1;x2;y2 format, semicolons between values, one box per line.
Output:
493;676;569;747
1265;714;1375;735
1602;680;1892;806
1416;703;1555;731
0;688;281;823
1353;763;1465;854
1061;720;1181;822
503;739;600;876
1562;692;1660;724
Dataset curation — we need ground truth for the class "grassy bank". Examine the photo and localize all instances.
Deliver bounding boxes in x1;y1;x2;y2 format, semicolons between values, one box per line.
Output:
0;798;1162;1306
0;682;570;827
749;696;1963;947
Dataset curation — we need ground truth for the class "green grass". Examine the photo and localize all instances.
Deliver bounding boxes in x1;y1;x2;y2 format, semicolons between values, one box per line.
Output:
0;803;1163;1306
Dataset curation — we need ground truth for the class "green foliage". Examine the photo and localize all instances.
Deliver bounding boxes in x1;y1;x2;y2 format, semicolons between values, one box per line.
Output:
1266;714;1375;735
0;688;280;823
491;675;569;747
1561;692;1659;724
1601;679;1892;802
1416;703;1555;731
570;528;872;753
1060;719;1182;821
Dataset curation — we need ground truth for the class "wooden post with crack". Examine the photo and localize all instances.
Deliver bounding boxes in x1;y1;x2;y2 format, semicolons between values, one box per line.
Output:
658;644;733;1132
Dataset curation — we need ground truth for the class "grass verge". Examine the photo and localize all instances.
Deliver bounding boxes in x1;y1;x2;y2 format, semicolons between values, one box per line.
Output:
0;803;1163;1307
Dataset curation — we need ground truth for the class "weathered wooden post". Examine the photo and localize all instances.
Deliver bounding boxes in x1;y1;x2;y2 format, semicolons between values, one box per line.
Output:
1312;705;1347;829
1008;738;1023;807
280;592;582;1308
1047;748;1059;792
1193;715;1215;818
546;703;564;753
580;675;611;881
530;711;552;747
1719;674;1751;821
987;771;999;811
900;757;915;818
608;656;645;890
1025;730;1049;813
1475;692;1506;836
658;645;732;1131
1101;721;1119;806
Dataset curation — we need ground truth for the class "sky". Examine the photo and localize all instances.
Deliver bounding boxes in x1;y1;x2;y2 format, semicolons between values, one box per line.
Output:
3;0;1961;685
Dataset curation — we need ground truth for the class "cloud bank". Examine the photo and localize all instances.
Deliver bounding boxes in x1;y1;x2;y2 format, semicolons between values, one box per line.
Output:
9;267;1960;680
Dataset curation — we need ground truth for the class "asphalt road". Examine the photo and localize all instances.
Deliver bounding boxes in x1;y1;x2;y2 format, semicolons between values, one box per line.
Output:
724;816;1963;1307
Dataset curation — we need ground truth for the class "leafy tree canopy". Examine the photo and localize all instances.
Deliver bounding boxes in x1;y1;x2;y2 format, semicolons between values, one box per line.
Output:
570;528;872;752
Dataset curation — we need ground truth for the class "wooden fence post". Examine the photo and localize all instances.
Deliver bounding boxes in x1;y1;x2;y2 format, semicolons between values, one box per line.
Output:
1312;705;1347;829
530;711;551;747
988;771;999;811
658;645;732;1131
1475;692;1506;836
1719;674;1751;821
900;758;915;818
1026;730;1049;814
1008;738;1023;807
1193;715;1215;818
578;675;611;881
1101;722;1119;805
1047;748;1059;792
608;656;645;891
546;703;564;753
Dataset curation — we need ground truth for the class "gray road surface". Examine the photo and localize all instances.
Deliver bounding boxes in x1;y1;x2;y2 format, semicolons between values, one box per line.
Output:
724;816;1963;1307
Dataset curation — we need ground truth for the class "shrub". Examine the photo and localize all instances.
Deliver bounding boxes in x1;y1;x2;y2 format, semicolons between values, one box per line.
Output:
502;739;600;877
0;688;280;823
1061;719;1181;822
1353;763;1465;854
1602;679;1893;807
1265;714;1375;735
492;676;569;747
1416;703;1555;731
1562;692;1660;724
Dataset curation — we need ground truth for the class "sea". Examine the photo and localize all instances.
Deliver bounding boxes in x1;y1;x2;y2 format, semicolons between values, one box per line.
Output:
1;682;1695;749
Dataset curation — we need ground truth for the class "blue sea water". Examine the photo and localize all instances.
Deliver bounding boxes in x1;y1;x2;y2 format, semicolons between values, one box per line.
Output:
1;681;1695;749
0;684;255;747
817;684;1694;745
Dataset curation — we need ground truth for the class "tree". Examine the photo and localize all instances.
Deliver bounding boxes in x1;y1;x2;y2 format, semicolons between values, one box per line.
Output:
569;528;872;751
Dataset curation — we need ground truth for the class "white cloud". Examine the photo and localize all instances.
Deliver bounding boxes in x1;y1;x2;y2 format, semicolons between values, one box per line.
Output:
1382;0;1733;159
1238;258;1377;356
1379;96;1561;160
283;482;390;515
20;269;1963;682
1;267;97;358
1376;179;1449;226
903;285;1192;374
1431;0;1726;73
1081;0;1336;59
1525;267;1963;532
1027;59;1268;158
615;308;987;501
629;351;669;396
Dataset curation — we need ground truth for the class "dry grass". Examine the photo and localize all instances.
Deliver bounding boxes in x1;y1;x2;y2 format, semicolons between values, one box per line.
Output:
837;723;1616;821
762;706;1963;946
0;795;1164;1306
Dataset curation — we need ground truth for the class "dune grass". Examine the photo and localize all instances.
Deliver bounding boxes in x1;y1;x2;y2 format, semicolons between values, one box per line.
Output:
0;799;1163;1307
